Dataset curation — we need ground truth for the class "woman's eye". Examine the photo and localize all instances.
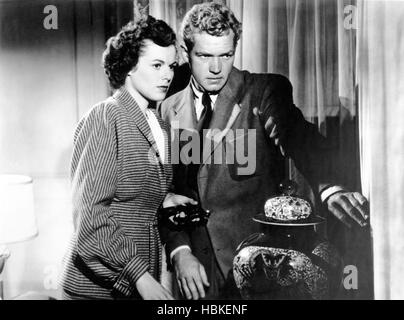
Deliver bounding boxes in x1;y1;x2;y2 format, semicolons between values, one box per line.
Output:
153;64;162;69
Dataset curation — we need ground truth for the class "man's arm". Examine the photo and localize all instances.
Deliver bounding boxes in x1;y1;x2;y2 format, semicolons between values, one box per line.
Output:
158;99;211;300
159;200;210;300
254;75;368;228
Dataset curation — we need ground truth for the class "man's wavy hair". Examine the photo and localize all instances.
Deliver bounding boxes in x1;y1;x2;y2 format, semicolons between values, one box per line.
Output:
181;2;242;52
102;13;176;89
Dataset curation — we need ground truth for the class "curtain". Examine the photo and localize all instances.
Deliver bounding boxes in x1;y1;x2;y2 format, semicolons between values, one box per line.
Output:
357;0;404;300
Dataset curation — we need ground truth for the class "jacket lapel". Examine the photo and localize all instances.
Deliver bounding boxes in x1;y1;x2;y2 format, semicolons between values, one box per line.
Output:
208;69;244;132
114;88;160;157
113;88;168;190
152;109;173;189
172;85;197;129
202;103;242;165
201;68;246;166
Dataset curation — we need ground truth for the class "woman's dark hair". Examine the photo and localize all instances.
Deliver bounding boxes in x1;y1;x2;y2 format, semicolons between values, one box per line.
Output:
102;15;176;89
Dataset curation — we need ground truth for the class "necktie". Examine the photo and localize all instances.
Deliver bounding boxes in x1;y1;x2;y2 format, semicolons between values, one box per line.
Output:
199;92;213;131
199;92;213;163
187;92;213;195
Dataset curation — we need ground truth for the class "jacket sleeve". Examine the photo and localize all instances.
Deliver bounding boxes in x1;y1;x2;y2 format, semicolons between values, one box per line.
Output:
70;105;149;297
259;75;339;192
159;224;193;268
157;100;193;267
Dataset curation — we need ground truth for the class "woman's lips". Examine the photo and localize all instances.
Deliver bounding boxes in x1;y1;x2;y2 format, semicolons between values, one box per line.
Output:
157;86;169;92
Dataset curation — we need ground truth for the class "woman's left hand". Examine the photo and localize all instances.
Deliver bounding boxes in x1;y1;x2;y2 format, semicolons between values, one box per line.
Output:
163;193;198;208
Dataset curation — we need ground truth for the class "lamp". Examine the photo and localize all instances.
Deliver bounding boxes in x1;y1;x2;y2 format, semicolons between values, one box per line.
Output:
0;174;38;300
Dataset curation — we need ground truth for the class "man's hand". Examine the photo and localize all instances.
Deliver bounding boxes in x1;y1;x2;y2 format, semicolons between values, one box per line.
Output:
135;271;174;300
253;107;286;155
163;193;198;208
172;249;210;300
326;191;369;228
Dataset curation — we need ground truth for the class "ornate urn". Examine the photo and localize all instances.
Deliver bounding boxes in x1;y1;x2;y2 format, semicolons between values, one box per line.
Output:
233;181;342;300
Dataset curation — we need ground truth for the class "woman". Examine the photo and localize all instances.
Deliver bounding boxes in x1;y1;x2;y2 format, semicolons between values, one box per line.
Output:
60;14;195;300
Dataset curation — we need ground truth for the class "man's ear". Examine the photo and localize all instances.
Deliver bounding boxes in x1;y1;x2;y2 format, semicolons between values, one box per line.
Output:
181;44;190;64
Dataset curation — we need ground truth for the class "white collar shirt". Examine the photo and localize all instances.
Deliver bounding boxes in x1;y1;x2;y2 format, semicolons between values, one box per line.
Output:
127;86;166;163
190;80;218;121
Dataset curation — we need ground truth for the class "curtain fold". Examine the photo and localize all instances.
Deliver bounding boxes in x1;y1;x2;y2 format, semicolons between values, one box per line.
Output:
357;0;404;300
227;0;342;125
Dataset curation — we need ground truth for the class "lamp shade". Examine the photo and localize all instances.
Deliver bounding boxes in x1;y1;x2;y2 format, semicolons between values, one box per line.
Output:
0;174;38;244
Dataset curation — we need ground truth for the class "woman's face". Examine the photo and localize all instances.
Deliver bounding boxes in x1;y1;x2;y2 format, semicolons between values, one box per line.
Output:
127;40;177;103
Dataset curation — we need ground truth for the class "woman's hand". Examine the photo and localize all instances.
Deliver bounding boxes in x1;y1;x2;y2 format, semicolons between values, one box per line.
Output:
163;192;198;208
135;272;174;300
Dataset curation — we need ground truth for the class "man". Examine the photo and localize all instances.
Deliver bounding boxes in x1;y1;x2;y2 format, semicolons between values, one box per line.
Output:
159;2;368;300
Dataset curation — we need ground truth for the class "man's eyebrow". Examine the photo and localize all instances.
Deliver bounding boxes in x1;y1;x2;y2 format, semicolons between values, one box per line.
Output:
195;51;213;56
220;51;235;56
195;51;234;56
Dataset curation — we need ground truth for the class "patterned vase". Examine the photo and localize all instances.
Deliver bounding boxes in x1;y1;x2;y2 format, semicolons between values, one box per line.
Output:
233;182;343;300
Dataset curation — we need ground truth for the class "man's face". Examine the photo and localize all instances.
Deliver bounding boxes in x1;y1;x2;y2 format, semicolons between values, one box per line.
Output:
186;31;236;93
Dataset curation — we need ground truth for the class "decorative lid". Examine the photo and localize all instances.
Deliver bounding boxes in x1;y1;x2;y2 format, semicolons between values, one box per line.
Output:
264;195;311;221
254;180;324;226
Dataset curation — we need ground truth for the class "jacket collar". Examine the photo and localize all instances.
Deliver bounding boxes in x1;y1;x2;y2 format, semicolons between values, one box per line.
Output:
114;88;164;159
172;67;245;128
209;67;245;132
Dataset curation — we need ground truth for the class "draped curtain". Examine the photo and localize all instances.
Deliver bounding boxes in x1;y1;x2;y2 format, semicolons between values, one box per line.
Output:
357;0;404;300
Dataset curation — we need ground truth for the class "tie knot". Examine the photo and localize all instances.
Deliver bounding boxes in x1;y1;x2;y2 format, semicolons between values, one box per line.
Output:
202;92;211;108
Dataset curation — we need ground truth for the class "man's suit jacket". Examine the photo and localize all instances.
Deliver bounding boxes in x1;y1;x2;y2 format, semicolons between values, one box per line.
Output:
61;88;172;299
159;67;336;279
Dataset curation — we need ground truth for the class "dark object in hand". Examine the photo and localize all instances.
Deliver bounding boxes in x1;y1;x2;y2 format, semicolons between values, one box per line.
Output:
159;204;210;230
